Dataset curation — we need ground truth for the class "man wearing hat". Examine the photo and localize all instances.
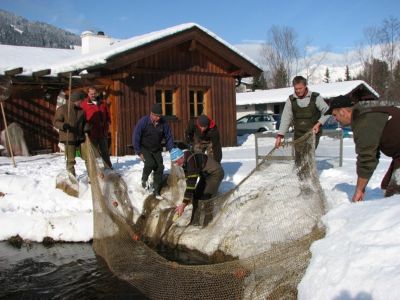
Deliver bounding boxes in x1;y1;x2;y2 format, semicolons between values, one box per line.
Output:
53;90;86;177
171;147;224;226
133;103;174;198
185;114;222;163
326;95;400;201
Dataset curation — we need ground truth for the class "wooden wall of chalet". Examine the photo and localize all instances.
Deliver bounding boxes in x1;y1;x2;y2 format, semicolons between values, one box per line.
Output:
110;45;237;156
0;87;59;154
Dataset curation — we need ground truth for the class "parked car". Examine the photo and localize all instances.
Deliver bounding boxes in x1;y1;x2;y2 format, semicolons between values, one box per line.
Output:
236;113;277;136
322;116;352;137
322;115;339;130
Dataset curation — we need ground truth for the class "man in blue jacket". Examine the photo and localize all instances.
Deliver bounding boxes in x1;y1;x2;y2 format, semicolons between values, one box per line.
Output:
133;103;174;197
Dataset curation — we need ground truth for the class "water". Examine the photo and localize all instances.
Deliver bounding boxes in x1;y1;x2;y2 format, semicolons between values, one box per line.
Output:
0;242;147;299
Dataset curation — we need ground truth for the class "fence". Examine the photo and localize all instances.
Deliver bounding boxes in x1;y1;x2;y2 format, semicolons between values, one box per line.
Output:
255;129;343;168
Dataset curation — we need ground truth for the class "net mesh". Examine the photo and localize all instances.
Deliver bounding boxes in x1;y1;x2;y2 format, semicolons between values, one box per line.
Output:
87;131;326;299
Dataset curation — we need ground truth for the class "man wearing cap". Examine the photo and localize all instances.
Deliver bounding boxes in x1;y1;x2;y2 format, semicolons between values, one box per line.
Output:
326;95;400;201
133;103;174;198
171;147;224;226
80;86;113;169
275;76;330;149
53;90;86;177
185;114;222;163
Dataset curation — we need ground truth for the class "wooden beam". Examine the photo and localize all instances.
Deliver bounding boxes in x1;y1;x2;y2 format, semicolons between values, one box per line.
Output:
57;70;80;78
108;72;131;80
32;69;51;78
4;67;23;76
80;71;102;79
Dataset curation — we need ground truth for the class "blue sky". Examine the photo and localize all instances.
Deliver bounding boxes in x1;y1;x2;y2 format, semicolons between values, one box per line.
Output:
1;0;399;53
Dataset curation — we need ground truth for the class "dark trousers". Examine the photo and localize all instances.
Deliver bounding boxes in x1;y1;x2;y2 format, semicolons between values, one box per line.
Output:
191;157;224;225
141;147;164;194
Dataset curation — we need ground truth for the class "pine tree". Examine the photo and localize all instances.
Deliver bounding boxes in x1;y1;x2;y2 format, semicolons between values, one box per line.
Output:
345;65;351;81
358;59;390;101
387;60;400;104
323;67;330;83
273;63;288;88
251;73;268;91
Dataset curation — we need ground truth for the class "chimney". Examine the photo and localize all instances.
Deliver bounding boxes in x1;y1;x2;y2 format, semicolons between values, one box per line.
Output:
81;31;114;54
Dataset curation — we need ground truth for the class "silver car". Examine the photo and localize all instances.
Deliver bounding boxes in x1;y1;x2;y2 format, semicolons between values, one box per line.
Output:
237;113;277;135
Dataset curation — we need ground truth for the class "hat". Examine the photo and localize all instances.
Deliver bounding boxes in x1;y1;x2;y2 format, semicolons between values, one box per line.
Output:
170;148;184;162
198;114;210;127
70;91;85;102
151;103;163;116
325;95;354;115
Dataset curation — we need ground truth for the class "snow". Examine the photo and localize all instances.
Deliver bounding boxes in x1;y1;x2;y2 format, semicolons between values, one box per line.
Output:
10;24;23;34
236;80;379;106
0;44;81;76
0;136;399;299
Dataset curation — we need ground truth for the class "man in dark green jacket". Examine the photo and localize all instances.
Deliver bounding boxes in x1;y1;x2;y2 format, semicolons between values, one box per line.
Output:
53;91;86;176
326;95;400;201
171;147;224;226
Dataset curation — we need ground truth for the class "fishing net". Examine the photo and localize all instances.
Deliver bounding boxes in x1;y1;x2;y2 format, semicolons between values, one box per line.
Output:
87;131;326;299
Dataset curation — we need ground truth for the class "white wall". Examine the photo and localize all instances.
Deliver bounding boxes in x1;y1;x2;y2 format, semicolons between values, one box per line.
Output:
236;104;282;119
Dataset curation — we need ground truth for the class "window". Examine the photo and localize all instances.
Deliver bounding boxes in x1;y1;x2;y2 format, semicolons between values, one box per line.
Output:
255;104;267;112
156;88;176;116
237;116;250;124
189;89;206;117
273;104;280;114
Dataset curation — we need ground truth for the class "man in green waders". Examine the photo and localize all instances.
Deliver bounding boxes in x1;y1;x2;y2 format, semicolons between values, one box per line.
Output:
274;76;330;178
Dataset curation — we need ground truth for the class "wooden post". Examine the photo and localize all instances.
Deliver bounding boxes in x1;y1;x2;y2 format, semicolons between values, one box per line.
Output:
65;72;72;164
0;100;16;167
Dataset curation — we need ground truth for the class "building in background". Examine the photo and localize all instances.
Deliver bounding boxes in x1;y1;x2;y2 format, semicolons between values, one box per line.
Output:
235;80;379;119
0;23;262;154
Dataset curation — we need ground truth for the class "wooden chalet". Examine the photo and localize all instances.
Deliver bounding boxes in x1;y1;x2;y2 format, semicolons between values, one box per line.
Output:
0;23;262;155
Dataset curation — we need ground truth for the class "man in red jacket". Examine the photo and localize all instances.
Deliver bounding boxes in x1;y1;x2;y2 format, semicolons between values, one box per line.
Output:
80;86;112;169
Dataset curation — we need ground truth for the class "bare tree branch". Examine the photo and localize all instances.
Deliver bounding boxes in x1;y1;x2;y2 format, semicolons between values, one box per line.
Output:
261;25;299;88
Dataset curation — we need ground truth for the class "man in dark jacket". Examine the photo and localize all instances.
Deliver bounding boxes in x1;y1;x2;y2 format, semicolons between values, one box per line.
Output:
171;147;224;226
185;114;222;163
133;103;174;197
53;91;86;177
326;95;400;201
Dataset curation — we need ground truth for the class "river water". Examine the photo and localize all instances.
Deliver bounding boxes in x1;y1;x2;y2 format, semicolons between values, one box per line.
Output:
0;242;147;299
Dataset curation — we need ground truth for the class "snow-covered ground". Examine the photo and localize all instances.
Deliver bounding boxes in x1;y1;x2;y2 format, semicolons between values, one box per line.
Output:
0;135;399;299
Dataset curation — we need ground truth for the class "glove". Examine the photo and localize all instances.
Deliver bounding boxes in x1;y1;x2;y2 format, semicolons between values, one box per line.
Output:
63;123;73;131
84;123;92;134
175;203;187;217
137;153;145;162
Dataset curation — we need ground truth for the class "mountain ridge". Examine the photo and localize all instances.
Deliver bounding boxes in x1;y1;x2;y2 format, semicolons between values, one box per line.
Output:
0;9;80;49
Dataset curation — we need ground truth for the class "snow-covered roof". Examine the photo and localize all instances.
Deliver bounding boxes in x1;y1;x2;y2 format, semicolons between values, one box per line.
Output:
0;44;81;76
236;80;379;106
0;23;261;77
